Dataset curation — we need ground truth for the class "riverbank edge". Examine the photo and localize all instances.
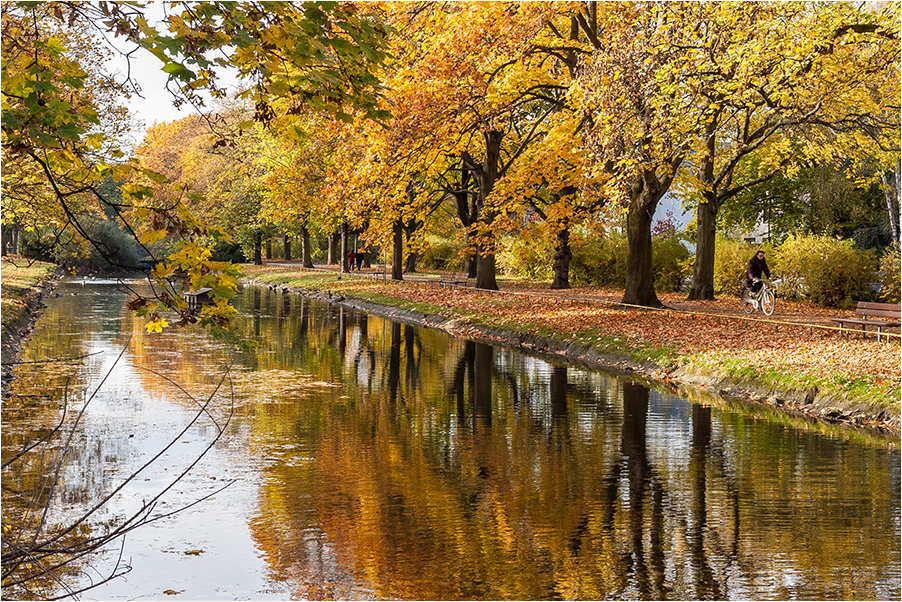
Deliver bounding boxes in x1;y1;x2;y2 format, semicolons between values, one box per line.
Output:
244;278;900;434
1;268;63;384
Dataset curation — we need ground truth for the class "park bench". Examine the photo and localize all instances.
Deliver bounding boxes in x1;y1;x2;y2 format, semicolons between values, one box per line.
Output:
831;302;900;342
439;272;470;288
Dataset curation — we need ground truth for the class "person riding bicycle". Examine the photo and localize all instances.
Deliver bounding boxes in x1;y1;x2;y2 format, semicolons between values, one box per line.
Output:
745;250;770;293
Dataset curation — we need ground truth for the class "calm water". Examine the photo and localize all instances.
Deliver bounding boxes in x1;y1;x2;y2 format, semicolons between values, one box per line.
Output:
2;279;899;600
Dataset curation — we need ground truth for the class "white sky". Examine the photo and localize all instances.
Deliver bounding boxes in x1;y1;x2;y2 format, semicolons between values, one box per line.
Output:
103;2;236;146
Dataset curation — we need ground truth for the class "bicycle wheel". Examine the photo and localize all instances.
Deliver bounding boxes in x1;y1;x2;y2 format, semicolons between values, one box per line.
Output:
761;289;775;316
741;288;755;313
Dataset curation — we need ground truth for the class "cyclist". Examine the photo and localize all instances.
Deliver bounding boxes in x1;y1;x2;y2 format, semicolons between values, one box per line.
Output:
745;249;770;293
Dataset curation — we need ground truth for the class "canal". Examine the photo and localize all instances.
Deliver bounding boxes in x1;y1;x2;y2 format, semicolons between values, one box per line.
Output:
2;278;899;600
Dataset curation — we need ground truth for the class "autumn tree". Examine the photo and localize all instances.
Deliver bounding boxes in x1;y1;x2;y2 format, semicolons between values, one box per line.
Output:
490;111;608;289
1;2;137;262
361;2;581;290
3;0;392;333
572;1;899;306
258;119;336;269
676;1;900;300
574;2;703;307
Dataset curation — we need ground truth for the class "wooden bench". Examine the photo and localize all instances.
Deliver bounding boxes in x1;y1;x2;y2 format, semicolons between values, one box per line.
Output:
831;302;901;342
439;272;470;288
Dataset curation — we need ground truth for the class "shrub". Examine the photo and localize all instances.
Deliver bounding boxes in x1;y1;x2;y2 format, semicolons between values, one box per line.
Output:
570;232;628;287
211;241;246;263
771;234;876;307
571;231;691;291
652;235;692;292
420;239;465;271
877;246;900;303
712;237;758;297
18;227;57;263
496;235;554;281
20;219;141;272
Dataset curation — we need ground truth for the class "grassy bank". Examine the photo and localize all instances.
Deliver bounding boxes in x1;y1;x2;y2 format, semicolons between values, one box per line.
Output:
1;258;58;366
241;264;900;429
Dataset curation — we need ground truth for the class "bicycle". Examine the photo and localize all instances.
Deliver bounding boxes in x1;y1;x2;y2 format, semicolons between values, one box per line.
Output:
741;278;776;316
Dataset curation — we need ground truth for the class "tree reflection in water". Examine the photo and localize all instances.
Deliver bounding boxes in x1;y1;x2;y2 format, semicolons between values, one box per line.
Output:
3;282;899;601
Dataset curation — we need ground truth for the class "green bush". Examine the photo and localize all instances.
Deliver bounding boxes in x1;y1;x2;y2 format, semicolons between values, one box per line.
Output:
653;235;692;292
713;237;758;297
420;239;465;271
496;235;554;281
771;234;876;307
20;219;141;272
211;241;246;263
570;232;628;287
570;232;691;291
18;227;57;263
878;246;900;303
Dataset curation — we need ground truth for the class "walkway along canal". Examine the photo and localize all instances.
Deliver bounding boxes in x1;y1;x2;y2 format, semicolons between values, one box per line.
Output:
2;278;899;600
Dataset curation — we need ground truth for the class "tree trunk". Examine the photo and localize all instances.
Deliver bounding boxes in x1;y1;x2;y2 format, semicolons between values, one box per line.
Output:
284;233;291;261
253;231;263;265
404;252;418;273
265;238;272;260
301;226;314;268
622;193;662;307
403;219;421;273
453;163;479;278
392;220;403;281
473;130;503;291
340;222;350;273
688;123;719;301
475;253;497;290
328;231;339;265
687;198;719;300
550;226;572;290
465;252;477;279
882;161;900;249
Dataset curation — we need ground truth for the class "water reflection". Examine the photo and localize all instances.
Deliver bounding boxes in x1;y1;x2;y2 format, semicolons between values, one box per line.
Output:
2;281;899;601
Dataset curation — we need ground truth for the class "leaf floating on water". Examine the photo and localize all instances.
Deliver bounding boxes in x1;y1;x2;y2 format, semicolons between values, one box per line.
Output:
184;549;204;556
163;590;182;595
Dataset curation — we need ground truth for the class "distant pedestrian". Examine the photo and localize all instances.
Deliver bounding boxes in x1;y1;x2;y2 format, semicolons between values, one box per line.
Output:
355;251;364;270
347;250;355;270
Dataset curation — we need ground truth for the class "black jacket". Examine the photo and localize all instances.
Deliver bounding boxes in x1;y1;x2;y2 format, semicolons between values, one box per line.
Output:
746;254;770;281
